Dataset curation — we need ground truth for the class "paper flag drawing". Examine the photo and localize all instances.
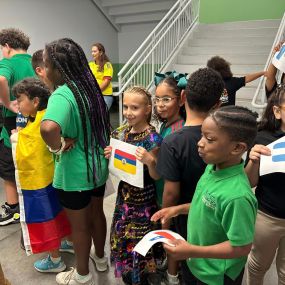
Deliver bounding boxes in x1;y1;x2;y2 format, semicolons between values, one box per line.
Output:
272;43;285;73
133;230;185;257
260;135;285;176
109;138;144;188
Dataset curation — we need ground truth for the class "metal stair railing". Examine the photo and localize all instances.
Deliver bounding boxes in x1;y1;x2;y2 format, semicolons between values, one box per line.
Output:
117;0;200;123
251;12;285;110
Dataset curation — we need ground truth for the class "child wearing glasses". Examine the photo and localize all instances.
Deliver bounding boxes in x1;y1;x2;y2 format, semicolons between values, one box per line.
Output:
156;68;224;285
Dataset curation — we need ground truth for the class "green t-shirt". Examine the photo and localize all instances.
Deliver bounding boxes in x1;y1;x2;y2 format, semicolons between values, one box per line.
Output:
43;84;108;191
0;54;35;147
187;162;257;285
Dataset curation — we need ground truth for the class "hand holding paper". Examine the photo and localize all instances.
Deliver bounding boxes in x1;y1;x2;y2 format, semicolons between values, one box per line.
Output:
133;229;185;257
260;136;285;176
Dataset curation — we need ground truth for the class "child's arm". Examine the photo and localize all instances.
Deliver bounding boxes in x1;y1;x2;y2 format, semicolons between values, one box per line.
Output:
245;71;265;84
135;146;160;180
163;240;252;260
40;121;62;150
245;144;271;187
104;146;112;159
151;203;190;225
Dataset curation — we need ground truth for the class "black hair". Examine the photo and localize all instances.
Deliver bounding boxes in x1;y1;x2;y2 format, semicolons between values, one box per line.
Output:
155;77;186;121
209;105;258;149
0;28;30;50
185;68;224;113
207;56;233;80
12;78;50;111
45;38;110;183
124;86;152;123
259;85;285;132
32;49;44;71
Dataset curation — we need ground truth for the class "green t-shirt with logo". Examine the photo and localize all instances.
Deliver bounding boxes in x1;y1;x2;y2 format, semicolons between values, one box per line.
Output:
187;162;257;285
43;84;108;191
0;54;35;147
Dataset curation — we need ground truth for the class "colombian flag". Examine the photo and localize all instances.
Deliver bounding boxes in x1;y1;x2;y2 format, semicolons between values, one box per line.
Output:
11;110;71;255
114;149;136;175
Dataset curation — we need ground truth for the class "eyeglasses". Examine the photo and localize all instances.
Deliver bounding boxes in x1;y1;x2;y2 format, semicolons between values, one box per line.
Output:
153;97;177;105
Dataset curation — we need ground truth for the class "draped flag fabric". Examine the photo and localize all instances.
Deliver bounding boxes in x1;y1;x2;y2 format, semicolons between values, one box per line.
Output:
11;110;71;256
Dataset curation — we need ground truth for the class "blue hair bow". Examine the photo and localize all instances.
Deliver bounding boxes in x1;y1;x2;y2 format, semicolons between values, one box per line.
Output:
154;71;188;89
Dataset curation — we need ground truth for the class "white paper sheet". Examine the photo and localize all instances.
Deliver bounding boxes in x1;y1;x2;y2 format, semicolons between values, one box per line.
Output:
133;229;185;257
108;138;144;188
272;43;285;73
260;136;285;176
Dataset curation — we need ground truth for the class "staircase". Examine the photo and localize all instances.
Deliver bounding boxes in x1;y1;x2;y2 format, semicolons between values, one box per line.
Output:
94;0;176;27
171;19;281;108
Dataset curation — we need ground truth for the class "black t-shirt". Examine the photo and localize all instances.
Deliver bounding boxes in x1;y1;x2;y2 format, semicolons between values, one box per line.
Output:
223;77;246;106
254;129;285;218
156;125;206;205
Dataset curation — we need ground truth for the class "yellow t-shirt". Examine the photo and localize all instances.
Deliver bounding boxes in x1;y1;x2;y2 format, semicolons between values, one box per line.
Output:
89;61;113;96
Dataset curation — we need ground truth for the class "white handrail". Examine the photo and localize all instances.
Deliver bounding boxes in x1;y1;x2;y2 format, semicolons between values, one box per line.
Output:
117;0;200;123
251;12;285;109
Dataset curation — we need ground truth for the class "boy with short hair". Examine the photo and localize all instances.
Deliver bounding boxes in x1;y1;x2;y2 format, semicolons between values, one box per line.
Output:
156;68;224;284
0;28;35;225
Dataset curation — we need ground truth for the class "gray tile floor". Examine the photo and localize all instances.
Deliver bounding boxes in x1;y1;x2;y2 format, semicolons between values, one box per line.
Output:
0;106;279;285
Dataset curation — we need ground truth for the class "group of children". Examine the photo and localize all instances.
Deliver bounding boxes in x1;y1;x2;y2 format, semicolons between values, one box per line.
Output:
0;27;284;285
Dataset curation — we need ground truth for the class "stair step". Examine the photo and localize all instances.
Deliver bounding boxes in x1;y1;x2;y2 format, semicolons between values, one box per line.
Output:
181;45;271;55
188;36;275;46
173;64;265;75
115;11;166;24
198;19;281;30
177;54;268;65
196;27;278;38
108;0;174;16
102;0;159;7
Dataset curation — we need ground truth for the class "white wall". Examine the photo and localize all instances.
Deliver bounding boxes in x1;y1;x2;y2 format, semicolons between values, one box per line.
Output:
0;0;118;63
118;23;157;63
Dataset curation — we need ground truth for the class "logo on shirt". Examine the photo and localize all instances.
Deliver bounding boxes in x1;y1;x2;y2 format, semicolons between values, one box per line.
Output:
202;192;216;210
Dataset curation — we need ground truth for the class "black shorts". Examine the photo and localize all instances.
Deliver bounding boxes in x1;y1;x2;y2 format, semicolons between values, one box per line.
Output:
0;140;15;182
56;184;106;210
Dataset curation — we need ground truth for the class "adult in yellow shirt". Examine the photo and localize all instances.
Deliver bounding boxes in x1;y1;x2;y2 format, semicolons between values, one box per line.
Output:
89;43;113;109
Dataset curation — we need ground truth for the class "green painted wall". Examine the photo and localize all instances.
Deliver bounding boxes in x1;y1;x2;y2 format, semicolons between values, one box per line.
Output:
200;0;285;23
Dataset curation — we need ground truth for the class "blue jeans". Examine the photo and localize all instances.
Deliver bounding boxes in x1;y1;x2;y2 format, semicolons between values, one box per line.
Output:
103;96;113;110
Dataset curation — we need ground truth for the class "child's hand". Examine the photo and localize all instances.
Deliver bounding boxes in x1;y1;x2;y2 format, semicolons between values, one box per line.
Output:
104;146;112;159
151;207;178;225
135;146;154;166
63;138;76;152
11;129;18;134
163;239;192;260
249;144;271;164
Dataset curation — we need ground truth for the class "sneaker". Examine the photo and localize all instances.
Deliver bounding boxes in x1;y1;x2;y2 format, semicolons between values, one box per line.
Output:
60;240;74;254
34;255;66;273
89;245;108;272
56;268;95;285
0;203;20;226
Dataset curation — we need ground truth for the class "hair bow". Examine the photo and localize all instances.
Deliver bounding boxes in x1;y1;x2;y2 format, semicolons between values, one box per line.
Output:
154;71;188;89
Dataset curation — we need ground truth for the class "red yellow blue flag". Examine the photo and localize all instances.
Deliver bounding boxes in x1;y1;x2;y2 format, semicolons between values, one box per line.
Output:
114;149;137;175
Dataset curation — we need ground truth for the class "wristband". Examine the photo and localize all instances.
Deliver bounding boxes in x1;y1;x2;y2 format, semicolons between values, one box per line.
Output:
48;137;66;155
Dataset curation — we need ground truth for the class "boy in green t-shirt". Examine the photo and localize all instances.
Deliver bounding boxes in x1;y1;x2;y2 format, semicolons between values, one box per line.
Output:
0;28;35;226
152;106;258;285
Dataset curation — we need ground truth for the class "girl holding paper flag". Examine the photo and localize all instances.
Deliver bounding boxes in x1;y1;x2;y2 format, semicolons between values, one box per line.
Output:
104;86;165;285
245;85;285;284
